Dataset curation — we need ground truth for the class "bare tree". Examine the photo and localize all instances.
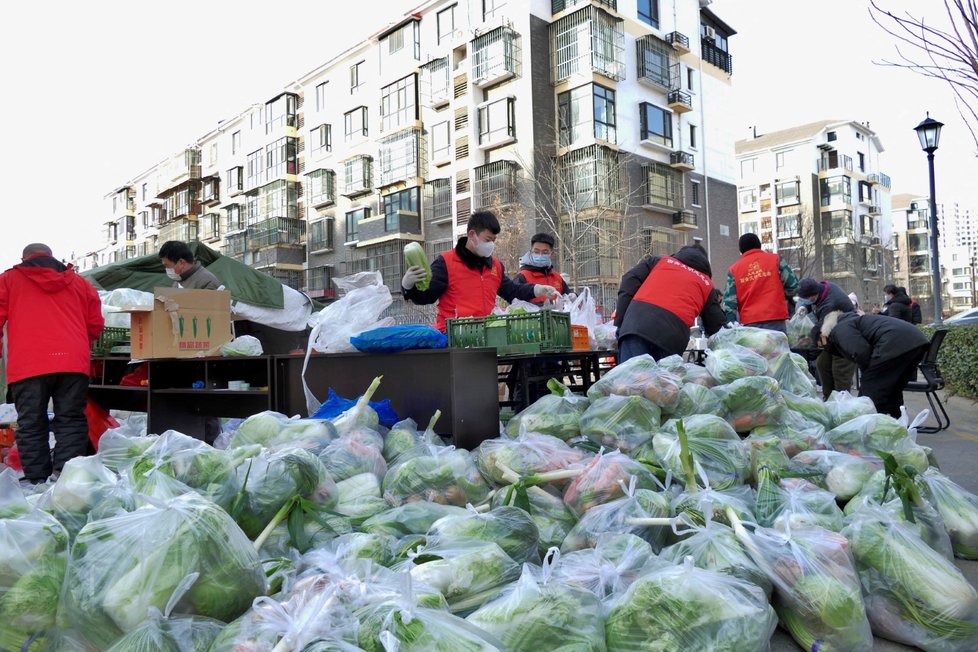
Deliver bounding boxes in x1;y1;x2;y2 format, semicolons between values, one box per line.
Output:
776;209;822;280
870;0;978;149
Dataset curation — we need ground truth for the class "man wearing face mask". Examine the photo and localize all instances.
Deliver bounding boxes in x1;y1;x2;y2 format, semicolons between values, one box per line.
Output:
401;212;558;332
797;278;856;399
158;241;222;290
513;233;570;304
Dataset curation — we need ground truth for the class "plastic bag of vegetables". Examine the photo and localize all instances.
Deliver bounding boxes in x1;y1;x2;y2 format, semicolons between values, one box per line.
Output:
319;436;388;482
60;493;266;650
362;502;468;537
383;445;489;507
782;391;834;430
96;429;157;472
843;503;978;651
787;308;815;347
660;519;771;598
708;325;791;360
671;484;757;530
826;413;930;473
743;434;791;482
476;432;587;486
766;352;819;398
333;472;389;526
680;362;717;387
651;418;750;491
714;375;787;433
491;485;577;556
604;557;777;652
505;380;589;441
755;475;845;533
579;394;660;453
466;552;607;651
104;611;224;652
227;410;292;448
127;430;237;509
0;484;70;652
553;533;662;600
38;455;118;539
561;484;671;553
427;506;540;564
585;354;682;410
825;390;877;428
788;450;881;502
919;468;978;560
662;382;723;419
358;594;507;651
753;409;831;458
562;451;661;514
704;344;768;385
730;521;873;652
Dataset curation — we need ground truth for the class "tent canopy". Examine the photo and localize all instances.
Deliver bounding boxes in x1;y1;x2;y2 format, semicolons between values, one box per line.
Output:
81;242;287;309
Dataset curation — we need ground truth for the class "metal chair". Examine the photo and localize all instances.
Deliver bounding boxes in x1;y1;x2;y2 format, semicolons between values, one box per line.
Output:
904;329;950;433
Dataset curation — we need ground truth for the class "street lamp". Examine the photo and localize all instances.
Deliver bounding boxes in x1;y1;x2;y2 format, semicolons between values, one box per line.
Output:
914;113;945;323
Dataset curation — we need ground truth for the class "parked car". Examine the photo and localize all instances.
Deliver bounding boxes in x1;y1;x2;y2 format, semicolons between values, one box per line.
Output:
944;307;978;325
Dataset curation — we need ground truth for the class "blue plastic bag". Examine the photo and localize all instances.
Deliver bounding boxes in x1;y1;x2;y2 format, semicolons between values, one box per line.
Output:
350;324;448;354
308;388;399;427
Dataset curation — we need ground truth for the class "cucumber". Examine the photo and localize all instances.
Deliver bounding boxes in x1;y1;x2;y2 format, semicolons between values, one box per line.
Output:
403;242;432;291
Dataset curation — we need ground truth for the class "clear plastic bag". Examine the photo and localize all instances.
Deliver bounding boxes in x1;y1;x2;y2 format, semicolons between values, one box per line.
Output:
220;334;264;357
736;524;873;652
504;386;590;442
562;451;661;514
427;505;539;564
60;493;266;650
383;445;489;507
334;473;389;526
782;391;834;429
754;476;845;533
307;271;394;354
671;485;758;531
842;503;978;651
491;485;577;557
104;612;225;652
919;468;978;560
465;554;607;651
552;532;661;600
787;309;816;348
561;485;671;553
604;558;777;652
39;455;119;539
320;436;388;482
753;410;831;458
660;520;771;599
825;390;877;428
579;394;661;453
680;362;717;387
788;450;881;502
662;382;724;419
766;352;818;398
826;413;930;473
475;432;587;485
743;433;791;482
357;594;507;651
228;410;293;448
585;355;682;410
704;344;768;384
362;502;468;537
651;428;750;491
714;375;787;433
708;324;791;360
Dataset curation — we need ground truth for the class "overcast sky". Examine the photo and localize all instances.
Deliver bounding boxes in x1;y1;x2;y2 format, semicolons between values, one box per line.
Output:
0;0;971;268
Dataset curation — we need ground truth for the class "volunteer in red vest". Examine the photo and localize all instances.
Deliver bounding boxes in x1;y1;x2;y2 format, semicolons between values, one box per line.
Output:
614;244;725;362
513;232;570;304
401;212;559;331
722;232;799;332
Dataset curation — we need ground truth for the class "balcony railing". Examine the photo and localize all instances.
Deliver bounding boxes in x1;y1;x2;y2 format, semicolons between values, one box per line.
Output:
868;172;892;188
667;89;692;114
823;226;854;241
222;232;247;258
474;161;520;208
673;210;697;230
665;31;690;53
669;150;694;171
701;39;732;74
552;0;616;13
472;27;520;88
247;217;304;249
818;155;853;172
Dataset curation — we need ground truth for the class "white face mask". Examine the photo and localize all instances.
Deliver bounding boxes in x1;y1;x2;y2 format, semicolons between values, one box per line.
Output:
474;239;495;258
165;267;181;280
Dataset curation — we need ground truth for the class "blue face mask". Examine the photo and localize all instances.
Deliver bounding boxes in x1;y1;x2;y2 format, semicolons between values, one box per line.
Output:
797;298;815;308
529;253;552;267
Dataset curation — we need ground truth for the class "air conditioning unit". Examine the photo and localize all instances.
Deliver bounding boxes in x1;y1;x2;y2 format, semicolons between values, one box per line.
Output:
704;26;717;41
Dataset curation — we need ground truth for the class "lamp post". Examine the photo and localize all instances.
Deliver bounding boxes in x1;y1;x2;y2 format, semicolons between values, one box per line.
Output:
914;113;944;324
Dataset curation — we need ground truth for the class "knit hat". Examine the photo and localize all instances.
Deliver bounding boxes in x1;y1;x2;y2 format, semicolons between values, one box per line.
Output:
798;278;822;300
738;233;762;253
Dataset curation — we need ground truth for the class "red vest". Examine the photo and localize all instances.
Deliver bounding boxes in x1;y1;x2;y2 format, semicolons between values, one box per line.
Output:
435;249;504;332
518;268;563;304
729;249;788;324
633;256;714;326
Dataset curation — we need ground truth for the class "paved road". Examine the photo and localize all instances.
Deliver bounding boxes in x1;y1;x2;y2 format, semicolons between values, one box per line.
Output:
770;391;978;651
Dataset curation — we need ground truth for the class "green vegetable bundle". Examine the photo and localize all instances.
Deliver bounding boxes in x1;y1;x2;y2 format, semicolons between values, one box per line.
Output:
383;445;489;507
41;455;119;540
788;450;880;502
427;506;540;564
128;430;237;509
782;391;834;430
825;413;930;473
104;613;224;652
660;521;771;598
361;502;468;537
319;436;388;482
585;354;682;410
562;451;660;514
766;352;818;399
491;485;577;556
561;488;671;554
714;375;787;433
662;382;723;419
755;476;845;533
358;599;506;651
753;409;831;458
920;468;978;559
651;426;750;491
553;533;661;599
579;394;661;453
708;325;791;360
704;344;769;385
824;390;876;429
403;241;432;291
504;383;589;441
476;432;587;485
403;539;520;612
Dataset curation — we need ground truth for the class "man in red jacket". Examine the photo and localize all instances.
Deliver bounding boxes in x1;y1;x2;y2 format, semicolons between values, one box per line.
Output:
513;232;570;304
722;233;799;332
401;212;558;331
0;243;104;483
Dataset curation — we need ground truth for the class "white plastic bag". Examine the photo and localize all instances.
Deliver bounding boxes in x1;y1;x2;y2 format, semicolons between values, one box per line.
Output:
569;287;599;347
220;335;264;357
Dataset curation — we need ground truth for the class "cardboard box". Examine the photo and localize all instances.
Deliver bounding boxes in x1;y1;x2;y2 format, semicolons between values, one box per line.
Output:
122;288;233;359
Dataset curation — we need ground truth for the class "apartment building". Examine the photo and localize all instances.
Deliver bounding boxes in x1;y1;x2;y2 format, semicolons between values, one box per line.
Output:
93;0;740;316
734;120;893;305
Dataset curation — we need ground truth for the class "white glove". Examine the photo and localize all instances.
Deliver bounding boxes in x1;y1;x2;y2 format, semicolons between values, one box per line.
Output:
534;284;559;300
401;266;426;290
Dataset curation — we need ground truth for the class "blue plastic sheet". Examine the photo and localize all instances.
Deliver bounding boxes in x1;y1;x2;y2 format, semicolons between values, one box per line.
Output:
308;388;399;427
350;324;448;354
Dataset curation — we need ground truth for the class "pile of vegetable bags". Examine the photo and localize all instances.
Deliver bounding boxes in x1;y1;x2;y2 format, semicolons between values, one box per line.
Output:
2;325;978;650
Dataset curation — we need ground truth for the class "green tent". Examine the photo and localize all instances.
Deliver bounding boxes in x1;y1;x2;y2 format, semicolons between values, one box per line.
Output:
81;242;287;309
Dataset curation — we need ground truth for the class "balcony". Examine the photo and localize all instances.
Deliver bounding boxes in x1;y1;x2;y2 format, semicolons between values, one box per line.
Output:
358;210;422;243
420;58;451;109
164;148;202;186
200;214;222;243
307;169;336;208
551;6;625;84
223;232;247;259
665;31;690;55
471;26;520;89
201;178;220;206
247;217;304;250
158;219;199;244
474;160;521;209
908;219;929;231
701;39;732;74
673;210;697;230
669;150;695;171
667;89;692;114
868;172;891;188
552;0;616;14
823;226;854;242
869;204;882;216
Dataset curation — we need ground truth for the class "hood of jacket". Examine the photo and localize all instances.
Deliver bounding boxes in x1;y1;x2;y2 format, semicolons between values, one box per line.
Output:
672;246;713;278
518;251;553;272
12;255;75;293
821;309;857;338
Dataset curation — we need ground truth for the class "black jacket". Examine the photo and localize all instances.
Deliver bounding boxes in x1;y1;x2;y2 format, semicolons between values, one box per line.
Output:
614;247;725;357
882;290;913;322
910;301;923;325
809;281;855;342
402;237;536;305
824;312;929;370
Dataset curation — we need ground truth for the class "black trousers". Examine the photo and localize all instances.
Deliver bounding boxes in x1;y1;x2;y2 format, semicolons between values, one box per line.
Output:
859;345;929;418
11;372;89;482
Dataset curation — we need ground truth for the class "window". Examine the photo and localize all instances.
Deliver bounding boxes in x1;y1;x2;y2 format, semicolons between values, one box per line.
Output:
381;187;420;231
384;21;420;60
424;178;453;223
202;178;219;203
822;210;853;240
345;208;370;242
307;265;334;295
265;93;297;133
483;0;506;21
551;7;626;83
639;102;672;146
472;26;519;85
700;20;731;73
478;97;516;146
264;137;297;180
558;84;615;147
687;67;695;90
638;0;659;28
307;169;336;206
378;129;423;186
315;82;328;112
437;5;455;43
775;180;799;206
827;131;837;142
420;58;450;106
231;131;240;155
637;35;671;87
227;166;243;192
820;175;852;207
739;187;757;211
557;145;621;211
689;124;697;149
431;121;451;161
720;224;730;236
823;244;853;272
858;151;866;172
350;61;364;92
474;161;520;207
776;150;792;170
380;74;418;132
246;149;263;188
691;180;701;206
858;180;873;203
308;219;334;253
740;221;758;236
312;124;332;154
777;213;801;239
740;158;756;178
343;156;373;196
140;183;147;201
344;106;368;141
593;85;616;143
644;162;680;208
